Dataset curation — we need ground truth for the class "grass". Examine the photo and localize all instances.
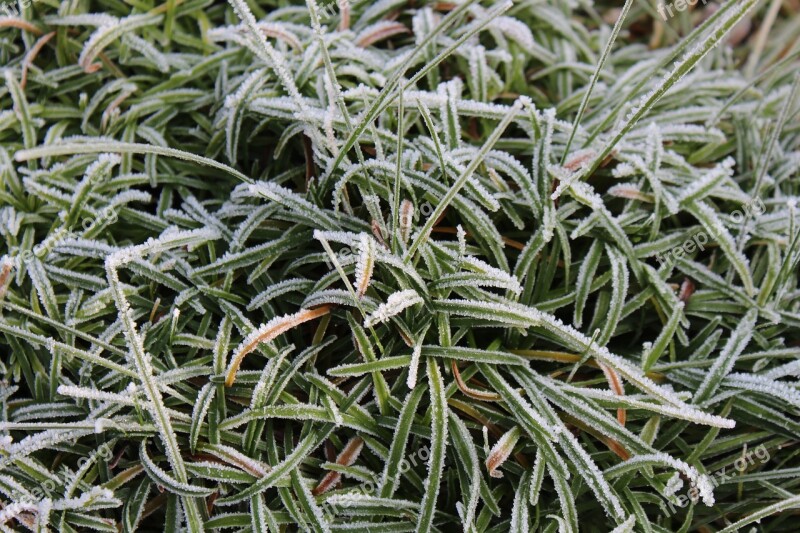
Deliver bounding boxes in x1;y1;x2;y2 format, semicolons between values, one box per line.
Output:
1;0;800;531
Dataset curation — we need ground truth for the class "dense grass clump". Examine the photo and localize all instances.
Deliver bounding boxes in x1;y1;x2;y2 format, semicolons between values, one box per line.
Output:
1;0;799;531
